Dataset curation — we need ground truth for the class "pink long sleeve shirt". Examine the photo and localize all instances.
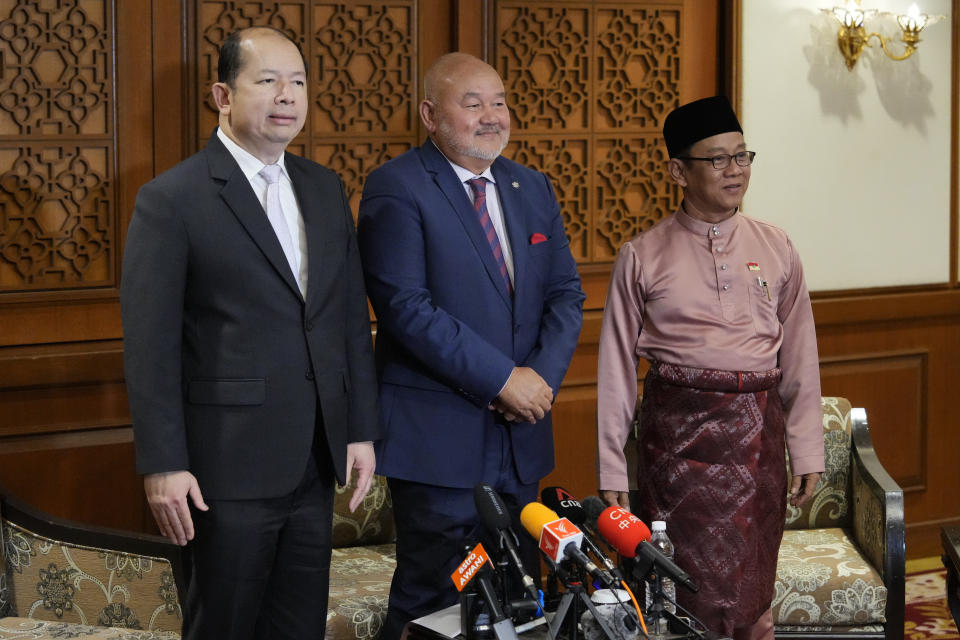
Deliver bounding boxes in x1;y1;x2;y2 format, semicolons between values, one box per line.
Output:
597;208;825;492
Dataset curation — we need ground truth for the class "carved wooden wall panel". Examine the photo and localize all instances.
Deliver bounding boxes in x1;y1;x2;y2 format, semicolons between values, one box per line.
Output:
194;1;418;216
0;0;114;291
495;2;682;264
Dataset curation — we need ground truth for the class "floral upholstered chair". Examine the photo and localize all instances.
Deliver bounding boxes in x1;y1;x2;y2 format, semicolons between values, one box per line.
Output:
0;489;184;639
773;397;905;640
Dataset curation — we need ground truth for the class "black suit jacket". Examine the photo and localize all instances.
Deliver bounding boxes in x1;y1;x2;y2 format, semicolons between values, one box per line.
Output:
121;132;380;500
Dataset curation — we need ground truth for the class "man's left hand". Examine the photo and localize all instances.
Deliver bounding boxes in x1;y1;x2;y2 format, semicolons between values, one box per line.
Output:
789;472;821;507
345;442;376;512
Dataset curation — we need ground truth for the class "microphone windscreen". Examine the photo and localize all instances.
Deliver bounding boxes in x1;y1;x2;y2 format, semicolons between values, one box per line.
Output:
540;486;586;525
581;496;607;529
596;506;651;558
473;483;512;531
519;502;559;540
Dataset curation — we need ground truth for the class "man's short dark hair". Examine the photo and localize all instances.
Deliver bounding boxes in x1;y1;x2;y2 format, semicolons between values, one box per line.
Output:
217;26;308;87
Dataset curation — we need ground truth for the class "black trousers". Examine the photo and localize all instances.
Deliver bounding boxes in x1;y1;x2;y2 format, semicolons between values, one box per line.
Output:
183;451;335;640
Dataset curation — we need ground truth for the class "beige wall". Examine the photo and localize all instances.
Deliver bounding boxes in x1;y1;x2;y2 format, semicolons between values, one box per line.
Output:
740;0;954;291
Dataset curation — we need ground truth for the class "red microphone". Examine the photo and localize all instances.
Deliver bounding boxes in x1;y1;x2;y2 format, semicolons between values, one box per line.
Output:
596;506;651;558
595;506;698;592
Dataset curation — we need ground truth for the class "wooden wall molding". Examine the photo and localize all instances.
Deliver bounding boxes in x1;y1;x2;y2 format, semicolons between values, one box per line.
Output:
0;427;133;456
819;350;927;493
0;340;128;439
813;287;960;324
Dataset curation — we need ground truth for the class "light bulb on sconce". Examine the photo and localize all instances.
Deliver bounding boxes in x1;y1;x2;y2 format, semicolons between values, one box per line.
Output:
821;0;944;70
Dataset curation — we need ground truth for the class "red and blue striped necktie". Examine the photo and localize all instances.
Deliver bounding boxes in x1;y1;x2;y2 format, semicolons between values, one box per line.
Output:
467;177;512;297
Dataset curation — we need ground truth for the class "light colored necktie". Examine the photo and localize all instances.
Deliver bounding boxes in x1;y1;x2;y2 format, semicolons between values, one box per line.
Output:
258;164;301;291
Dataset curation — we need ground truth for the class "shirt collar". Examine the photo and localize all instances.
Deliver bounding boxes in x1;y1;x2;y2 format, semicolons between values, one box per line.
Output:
433;145;496;185
216;127;288;182
674;204;740;238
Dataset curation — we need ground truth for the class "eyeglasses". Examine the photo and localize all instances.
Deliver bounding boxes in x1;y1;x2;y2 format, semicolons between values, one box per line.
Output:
677;151;756;170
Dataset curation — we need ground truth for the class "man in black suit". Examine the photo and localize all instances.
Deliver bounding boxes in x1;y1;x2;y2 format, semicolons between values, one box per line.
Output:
120;26;380;640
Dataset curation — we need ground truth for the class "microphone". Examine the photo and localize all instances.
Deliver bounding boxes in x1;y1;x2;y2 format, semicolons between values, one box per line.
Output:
581;495;612;530
473;483;541;605
540;486;586;525
519;502;619;590
541;488;624;583
451;542;519;640
595;506;699;593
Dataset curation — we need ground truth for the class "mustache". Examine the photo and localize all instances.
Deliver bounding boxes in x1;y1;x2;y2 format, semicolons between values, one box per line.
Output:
475;126;504;135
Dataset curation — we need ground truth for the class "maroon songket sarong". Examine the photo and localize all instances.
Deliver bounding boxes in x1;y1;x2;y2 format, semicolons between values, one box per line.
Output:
635;361;787;635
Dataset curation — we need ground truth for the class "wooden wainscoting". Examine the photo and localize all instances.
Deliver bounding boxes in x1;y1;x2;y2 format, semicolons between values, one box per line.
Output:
814;288;960;558
0;340;150;532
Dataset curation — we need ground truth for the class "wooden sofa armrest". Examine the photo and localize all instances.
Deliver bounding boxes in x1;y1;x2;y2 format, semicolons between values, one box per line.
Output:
849;408;904;640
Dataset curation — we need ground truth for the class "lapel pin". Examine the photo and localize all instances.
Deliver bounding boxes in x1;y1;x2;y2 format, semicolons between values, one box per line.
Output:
747;262;760;271
511;181;519;189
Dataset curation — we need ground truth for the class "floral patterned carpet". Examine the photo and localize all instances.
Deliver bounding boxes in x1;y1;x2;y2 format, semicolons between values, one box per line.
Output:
906;568;958;640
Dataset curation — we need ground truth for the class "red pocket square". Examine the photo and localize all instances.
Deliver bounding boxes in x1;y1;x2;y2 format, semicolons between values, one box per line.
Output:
530;233;548;245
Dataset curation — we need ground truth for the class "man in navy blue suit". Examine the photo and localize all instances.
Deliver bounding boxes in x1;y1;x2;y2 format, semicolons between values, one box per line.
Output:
357;52;585;639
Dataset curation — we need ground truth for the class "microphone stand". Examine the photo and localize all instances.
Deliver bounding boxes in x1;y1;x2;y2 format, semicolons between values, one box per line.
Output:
544;563;561;612
546;558;619;640
460;544;520;640
631;558;720;640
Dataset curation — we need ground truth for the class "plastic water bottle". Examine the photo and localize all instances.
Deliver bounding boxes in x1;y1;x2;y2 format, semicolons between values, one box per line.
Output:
644;520;676;636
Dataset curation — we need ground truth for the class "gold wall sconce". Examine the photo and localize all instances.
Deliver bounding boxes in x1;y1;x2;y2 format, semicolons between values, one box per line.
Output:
822;1;944;70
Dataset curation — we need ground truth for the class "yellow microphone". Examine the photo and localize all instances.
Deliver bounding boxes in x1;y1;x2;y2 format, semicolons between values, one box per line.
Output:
520;502;583;564
521;501;619;589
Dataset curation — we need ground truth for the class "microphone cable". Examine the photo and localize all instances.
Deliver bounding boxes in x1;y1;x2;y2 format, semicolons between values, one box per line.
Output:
618;578;649;638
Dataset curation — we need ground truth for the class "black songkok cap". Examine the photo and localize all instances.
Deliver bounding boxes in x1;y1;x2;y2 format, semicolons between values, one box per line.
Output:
663;96;742;158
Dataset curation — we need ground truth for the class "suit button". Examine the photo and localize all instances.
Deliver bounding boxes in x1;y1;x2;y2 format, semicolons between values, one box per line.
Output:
305;371;315;380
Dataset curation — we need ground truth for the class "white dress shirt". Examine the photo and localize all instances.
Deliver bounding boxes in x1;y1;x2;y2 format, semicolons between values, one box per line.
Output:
217;128;308;295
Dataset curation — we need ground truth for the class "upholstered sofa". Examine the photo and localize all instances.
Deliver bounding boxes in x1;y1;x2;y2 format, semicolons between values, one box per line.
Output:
1;476;396;640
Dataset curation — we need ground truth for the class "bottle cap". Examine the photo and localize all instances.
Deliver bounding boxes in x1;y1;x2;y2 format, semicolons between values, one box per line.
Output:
652;520;666;531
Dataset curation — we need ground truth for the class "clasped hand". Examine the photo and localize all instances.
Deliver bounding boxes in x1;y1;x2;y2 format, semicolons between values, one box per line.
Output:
489;366;553;423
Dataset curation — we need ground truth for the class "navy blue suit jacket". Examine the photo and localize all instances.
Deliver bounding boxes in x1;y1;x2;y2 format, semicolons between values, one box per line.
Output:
357;139;584;488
